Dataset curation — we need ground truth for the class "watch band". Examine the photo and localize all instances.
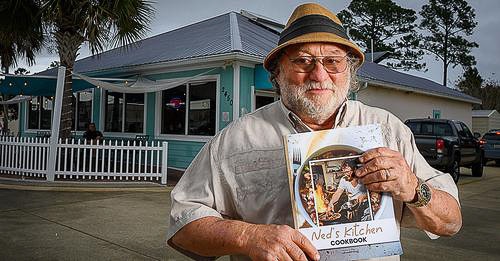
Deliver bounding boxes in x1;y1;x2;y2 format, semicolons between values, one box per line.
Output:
406;178;432;208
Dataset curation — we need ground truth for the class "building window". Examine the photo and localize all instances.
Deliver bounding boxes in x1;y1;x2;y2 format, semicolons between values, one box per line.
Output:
104;91;144;133
71;90;93;131
161;81;216;136
27;96;52;130
254;90;278;110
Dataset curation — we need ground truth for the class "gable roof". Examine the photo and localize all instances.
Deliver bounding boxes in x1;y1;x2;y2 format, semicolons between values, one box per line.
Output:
36;11;479;104
472;110;497;117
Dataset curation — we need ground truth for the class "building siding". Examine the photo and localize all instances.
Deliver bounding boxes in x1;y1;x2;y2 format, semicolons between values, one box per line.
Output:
490;112;500;131
472;111;500;135
218;66;234;129
239;66;254;116
472;117;490;135
357;85;473;127
164;140;205;169
254;64;273;90
145;92;156;137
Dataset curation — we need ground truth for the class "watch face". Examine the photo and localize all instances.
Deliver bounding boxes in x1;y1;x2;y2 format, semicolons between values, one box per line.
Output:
421;183;431;200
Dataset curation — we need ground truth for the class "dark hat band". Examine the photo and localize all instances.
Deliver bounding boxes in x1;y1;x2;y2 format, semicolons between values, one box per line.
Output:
278;14;349;45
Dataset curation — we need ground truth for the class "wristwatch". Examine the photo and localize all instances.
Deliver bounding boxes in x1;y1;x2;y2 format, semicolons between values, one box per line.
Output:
406;178;432;208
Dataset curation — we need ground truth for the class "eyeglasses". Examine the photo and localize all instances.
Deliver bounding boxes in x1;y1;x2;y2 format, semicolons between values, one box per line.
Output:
287;55;349;74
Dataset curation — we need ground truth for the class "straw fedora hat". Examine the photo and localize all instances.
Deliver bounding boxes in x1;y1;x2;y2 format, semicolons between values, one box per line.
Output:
263;3;365;71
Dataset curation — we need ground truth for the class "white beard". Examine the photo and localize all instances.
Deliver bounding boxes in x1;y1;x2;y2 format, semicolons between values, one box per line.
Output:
279;74;350;124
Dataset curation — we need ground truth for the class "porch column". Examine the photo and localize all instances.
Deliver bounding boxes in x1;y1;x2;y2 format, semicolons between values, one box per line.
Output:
232;61;240;120
46;66;65;181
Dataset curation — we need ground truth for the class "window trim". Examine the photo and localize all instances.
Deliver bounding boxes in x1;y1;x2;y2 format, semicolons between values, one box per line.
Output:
25;91;95;133
155;75;220;139
100;90;147;134
73;89;94;132
24;96;54;132
253;90;278;111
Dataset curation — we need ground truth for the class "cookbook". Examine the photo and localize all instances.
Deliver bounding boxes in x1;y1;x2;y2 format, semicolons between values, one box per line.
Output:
283;124;403;260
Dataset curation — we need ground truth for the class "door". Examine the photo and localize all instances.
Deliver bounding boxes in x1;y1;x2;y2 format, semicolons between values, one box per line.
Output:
455;122;477;164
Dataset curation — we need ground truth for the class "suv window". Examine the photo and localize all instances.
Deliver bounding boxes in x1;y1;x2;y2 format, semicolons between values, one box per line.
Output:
455;123;467;139
459;122;473;139
421;122;433;135
434;123;453;136
406;121;453;136
407;122;421;134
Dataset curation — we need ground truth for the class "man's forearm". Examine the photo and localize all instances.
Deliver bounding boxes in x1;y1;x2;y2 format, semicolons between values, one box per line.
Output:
170;216;320;260
171;216;251;257
407;187;462;236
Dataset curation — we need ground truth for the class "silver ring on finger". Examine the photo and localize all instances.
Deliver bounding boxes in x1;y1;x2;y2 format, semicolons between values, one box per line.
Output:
384;169;391;180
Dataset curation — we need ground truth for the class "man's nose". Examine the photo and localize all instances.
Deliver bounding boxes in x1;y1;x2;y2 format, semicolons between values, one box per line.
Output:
308;61;331;82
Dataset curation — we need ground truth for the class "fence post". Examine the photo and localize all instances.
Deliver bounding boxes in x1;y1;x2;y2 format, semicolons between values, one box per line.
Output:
46;66;66;181
161;142;168;185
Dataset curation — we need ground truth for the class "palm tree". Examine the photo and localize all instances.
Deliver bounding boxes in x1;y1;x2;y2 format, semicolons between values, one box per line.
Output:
0;0;44;133
40;0;155;138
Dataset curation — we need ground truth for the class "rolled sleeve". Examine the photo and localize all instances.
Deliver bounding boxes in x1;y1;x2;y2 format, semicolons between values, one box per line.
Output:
167;140;224;240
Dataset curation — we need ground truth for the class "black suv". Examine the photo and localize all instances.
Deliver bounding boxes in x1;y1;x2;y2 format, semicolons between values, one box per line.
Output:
405;118;484;182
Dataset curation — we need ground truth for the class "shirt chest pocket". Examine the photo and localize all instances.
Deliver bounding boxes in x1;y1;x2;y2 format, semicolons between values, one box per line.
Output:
220;149;291;222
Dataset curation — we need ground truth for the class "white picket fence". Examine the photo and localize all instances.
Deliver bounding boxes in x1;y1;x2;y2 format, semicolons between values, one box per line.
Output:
0;136;168;184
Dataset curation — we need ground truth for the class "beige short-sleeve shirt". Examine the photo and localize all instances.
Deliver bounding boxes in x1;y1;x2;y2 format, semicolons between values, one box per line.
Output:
167;100;459;260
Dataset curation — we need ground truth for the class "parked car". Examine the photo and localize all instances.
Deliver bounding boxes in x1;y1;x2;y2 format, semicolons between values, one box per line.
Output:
480;129;500;166
404;118;484;183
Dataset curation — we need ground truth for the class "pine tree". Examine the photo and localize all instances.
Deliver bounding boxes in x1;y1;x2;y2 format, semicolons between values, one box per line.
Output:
420;0;478;86
338;0;425;70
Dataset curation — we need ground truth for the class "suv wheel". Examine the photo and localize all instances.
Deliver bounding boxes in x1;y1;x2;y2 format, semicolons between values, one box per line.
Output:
447;159;460;183
471;157;484;177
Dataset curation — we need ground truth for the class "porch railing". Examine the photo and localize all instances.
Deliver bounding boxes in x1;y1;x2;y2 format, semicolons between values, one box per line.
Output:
0;136;168;184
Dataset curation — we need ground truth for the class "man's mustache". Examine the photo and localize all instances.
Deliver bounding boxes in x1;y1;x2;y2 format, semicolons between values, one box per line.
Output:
302;81;336;91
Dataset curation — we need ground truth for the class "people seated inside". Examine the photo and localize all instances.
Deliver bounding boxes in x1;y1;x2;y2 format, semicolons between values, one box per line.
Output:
83;122;103;143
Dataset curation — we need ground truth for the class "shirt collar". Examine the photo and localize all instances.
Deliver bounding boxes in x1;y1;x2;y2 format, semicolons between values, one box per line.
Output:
279;98;349;133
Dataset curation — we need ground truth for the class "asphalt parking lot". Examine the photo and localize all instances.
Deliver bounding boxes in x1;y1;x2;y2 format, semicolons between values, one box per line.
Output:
0;165;499;260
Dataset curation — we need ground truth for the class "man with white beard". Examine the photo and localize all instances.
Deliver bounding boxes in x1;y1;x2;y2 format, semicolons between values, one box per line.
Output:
167;3;462;261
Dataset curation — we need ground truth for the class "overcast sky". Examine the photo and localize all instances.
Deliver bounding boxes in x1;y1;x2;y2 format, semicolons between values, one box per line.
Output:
17;0;500;87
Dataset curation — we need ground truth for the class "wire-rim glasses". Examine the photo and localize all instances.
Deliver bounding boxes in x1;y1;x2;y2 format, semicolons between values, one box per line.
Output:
287;55;349;74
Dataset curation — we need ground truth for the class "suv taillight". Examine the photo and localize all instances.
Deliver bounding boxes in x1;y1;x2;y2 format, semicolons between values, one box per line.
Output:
436;139;445;154
479;138;486;146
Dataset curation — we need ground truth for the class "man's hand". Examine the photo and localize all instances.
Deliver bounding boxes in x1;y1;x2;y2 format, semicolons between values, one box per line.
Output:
242;224;320;261
355;147;418;202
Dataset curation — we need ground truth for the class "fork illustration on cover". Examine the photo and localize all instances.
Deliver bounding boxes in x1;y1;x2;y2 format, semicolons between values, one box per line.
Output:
292;147;302;175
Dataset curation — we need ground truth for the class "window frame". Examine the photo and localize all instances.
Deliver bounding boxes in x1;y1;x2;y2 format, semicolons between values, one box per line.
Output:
100;89;147;137
155;75;220;142
459;122;474;139
253;90;279;111
24;96;54;132
72;89;94;132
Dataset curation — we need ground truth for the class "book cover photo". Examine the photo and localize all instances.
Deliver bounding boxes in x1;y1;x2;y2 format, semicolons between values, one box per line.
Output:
284;124;403;260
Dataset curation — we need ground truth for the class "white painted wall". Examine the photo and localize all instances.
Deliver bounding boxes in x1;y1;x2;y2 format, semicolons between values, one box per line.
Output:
472;117;489;135
357;85;474;127
472;110;500;135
